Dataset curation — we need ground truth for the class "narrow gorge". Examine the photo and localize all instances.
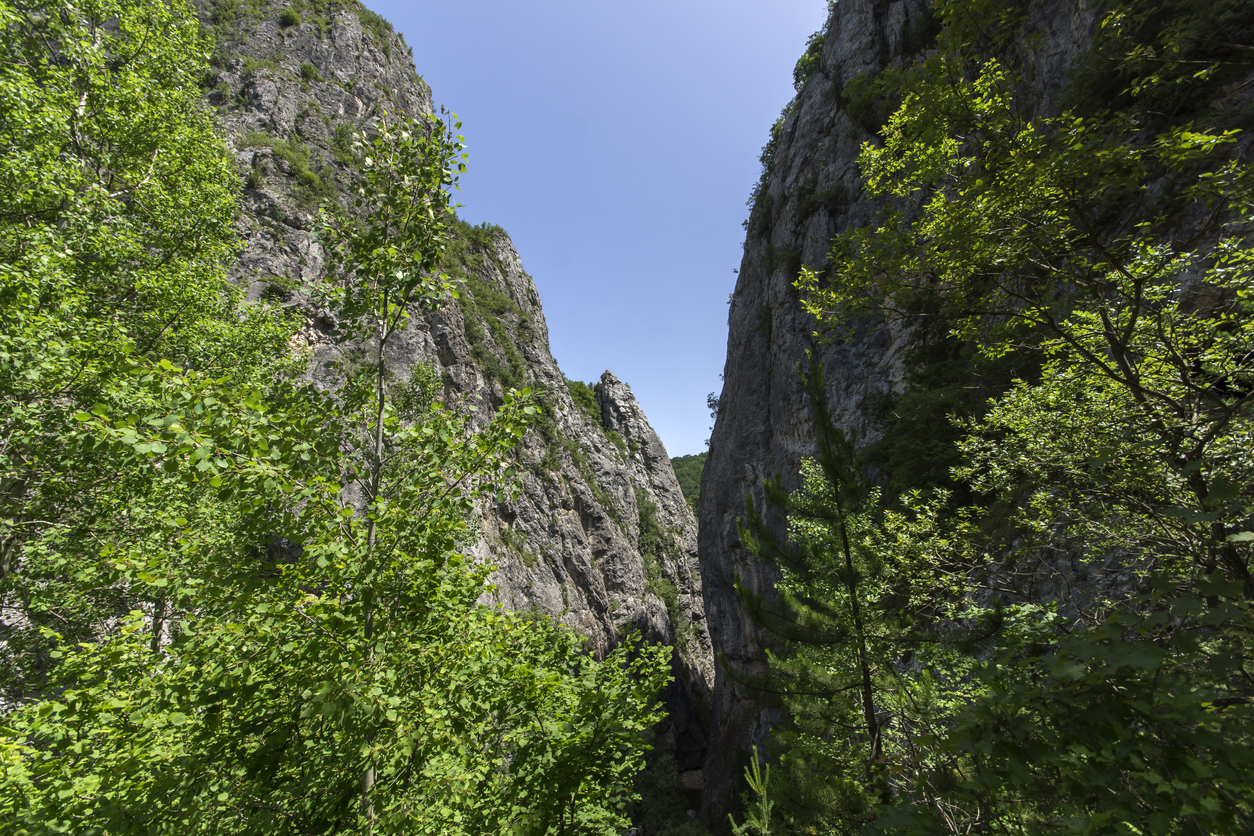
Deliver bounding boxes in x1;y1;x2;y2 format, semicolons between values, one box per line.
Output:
205;0;1254;828
4;0;1251;832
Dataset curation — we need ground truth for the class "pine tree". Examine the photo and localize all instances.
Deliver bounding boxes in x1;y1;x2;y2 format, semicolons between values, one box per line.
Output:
733;355;993;835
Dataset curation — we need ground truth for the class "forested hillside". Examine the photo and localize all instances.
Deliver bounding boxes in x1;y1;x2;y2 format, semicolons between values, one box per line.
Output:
671;453;707;514
703;0;1254;833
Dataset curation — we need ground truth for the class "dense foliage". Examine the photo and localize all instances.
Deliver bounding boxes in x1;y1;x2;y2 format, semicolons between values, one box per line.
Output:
670;453;707;514
735;357;992;835
0;2;671;833
736;0;1254;833
565;377;601;422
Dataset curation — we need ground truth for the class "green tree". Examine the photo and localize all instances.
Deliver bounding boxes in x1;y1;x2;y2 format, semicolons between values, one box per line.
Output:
0;0;299;704
785;0;1254;832
0;4;673;834
733;357;993;835
802;0;1254;596
670;452;707;514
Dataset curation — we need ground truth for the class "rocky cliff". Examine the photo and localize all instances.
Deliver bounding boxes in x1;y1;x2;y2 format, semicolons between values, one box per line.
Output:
195;0;713;778
698;0;1099;825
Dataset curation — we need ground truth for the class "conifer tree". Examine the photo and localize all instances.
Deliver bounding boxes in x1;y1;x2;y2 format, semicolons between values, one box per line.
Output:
733;355;992;835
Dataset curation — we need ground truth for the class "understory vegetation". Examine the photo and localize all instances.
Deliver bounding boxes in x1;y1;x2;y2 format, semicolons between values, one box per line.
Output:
0;2;672;833
731;0;1254;834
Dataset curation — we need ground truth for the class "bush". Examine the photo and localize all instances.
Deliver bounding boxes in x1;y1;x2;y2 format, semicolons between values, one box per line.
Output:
330;123;355;165
279;7;300;27
240;130;334;206
841;69;898;135
793;30;825;90
746;102;796;211
356;6;393;59
638;494;689;643
241;55;277;75
299;61;320;83
564;377;600;424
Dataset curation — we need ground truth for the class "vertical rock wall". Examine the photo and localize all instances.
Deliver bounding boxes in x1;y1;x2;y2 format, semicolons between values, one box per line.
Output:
697;0;1095;826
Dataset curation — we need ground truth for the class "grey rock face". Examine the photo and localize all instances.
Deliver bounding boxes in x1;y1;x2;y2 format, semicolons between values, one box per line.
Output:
195;1;432;300
698;0;1096;826
197;2;712;770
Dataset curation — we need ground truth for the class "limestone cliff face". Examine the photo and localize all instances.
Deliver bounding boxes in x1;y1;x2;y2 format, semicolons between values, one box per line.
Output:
196;1;713;772
698;0;1096;825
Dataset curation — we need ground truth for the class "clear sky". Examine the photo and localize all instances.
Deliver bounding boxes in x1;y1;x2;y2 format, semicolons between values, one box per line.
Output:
363;0;831;457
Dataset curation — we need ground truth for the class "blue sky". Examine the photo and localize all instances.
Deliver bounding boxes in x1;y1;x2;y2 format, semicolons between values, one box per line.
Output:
364;0;831;457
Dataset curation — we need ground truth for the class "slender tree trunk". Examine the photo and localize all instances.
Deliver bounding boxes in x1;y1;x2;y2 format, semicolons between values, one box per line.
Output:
0;476;29;579
832;479;881;763
150;594;166;654
361;309;390;833
803;354;882;763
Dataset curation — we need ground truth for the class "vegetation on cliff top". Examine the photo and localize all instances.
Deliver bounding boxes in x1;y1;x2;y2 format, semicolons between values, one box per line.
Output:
671;453;707;514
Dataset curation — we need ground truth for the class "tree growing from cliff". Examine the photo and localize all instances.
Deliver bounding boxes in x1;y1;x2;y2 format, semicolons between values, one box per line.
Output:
781;0;1254;832
801;0;1254;597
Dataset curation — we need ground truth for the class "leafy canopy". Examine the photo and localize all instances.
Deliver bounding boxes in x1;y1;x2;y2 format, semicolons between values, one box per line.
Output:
0;3;673;834
735;0;1254;832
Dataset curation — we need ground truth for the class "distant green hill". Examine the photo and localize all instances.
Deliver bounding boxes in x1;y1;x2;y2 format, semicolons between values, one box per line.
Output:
670;453;707;515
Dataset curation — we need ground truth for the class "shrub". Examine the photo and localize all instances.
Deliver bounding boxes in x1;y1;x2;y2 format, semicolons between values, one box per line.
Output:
637;494;689;643
356;6;393;59
241;55;277;75
793;30;825;90
330;123;355;165
564;377;600;424
240;130;334;206
794;174;819;220
841;68;899;135
279;7;300;27
746;102;795;212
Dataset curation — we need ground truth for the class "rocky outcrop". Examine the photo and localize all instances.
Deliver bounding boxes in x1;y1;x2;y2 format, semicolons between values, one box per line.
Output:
698;0;1098;826
196;0;713;773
